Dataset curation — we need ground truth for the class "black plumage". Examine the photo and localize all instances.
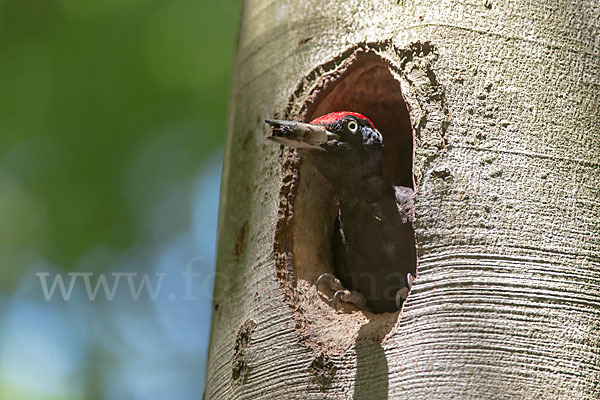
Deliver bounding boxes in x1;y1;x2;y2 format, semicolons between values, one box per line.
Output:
267;112;416;312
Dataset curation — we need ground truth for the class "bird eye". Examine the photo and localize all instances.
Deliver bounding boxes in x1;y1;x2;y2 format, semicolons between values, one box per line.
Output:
347;120;358;133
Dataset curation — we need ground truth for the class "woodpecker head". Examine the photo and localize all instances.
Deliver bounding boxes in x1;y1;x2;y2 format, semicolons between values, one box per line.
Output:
266;112;383;183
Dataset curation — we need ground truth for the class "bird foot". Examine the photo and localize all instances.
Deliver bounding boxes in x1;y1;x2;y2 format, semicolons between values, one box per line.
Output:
316;273;367;311
317;272;415;311
333;289;368;310
395;273;415;309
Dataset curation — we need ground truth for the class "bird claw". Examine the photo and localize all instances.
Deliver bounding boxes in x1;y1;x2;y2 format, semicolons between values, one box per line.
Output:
316;273;367;311
333;290;368;310
316;273;344;292
395;288;409;309
395;273;415;309
406;272;414;289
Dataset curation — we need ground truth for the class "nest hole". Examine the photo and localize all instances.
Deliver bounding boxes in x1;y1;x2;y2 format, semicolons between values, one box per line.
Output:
291;51;416;317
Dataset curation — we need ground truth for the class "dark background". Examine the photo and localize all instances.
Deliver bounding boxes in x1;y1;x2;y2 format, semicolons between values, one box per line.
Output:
0;0;240;397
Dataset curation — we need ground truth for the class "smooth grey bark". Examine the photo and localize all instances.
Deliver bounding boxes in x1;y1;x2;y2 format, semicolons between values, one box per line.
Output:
206;1;600;399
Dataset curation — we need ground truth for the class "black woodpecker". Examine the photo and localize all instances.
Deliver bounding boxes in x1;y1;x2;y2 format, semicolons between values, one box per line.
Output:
266;112;416;313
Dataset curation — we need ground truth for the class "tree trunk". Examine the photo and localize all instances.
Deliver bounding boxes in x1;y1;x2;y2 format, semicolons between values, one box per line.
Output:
206;0;600;398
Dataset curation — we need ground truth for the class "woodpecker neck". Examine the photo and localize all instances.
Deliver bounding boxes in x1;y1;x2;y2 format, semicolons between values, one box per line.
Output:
303;146;383;191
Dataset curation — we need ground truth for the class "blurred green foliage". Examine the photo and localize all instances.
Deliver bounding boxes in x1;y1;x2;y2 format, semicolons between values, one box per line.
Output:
0;1;239;398
0;0;239;285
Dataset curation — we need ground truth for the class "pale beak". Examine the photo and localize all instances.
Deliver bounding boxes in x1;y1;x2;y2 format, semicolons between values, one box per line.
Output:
265;119;339;150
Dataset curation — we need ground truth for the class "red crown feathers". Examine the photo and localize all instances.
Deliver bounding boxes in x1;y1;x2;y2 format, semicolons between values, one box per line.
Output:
310;112;374;129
